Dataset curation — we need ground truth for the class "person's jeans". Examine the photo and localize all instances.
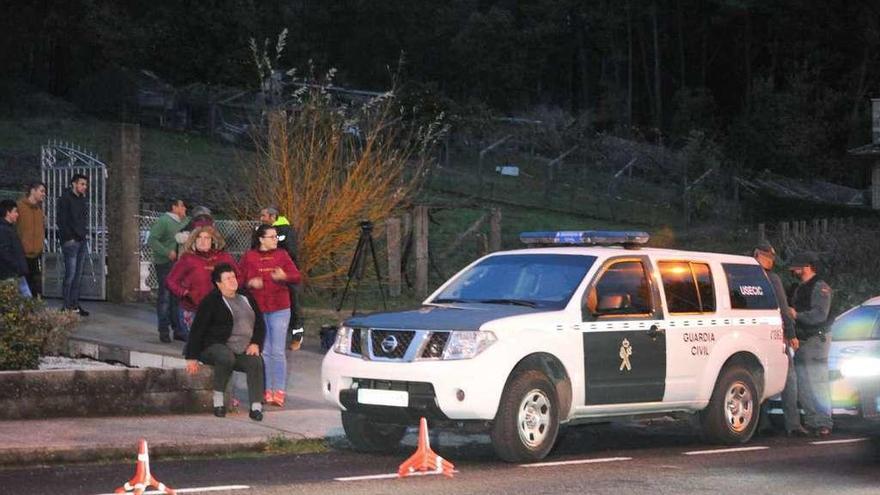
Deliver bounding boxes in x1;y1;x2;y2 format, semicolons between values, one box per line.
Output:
781;349;801;432
795;334;834;429
154;262;180;336
18;277;32;298
200;343;264;406
263;308;291;392
61;239;87;309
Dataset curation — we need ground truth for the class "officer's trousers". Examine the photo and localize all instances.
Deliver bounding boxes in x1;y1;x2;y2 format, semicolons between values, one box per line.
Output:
794;334;833;429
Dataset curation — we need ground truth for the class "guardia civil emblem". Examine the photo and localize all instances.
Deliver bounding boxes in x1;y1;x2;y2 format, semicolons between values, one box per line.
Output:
619;338;632;371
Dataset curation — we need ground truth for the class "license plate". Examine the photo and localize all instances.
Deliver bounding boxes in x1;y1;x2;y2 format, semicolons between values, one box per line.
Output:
357;388;409;407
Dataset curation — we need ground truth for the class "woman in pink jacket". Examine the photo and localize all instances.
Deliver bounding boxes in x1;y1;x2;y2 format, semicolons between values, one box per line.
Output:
166;226;238;340
239;224;301;407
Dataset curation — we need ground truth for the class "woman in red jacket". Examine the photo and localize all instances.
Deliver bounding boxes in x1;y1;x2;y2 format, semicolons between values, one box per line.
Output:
239;224;301;407
166;226;238;340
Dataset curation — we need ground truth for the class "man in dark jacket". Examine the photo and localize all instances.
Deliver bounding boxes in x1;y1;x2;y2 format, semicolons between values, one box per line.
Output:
259;206;304;349
786;251;834;437
185;263;265;421
57;174;90;315
0;200;30;296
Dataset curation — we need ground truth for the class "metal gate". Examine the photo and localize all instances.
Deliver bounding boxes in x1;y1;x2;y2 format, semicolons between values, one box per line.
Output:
41;141;108;300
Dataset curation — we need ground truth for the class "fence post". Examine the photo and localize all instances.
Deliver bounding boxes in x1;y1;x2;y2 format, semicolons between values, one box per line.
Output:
489;207;502;252
811;218;820;238
757;223;766;243
413;205;429;297
780;221;789;240
107;124;142;303
799;220;807;237
821;218;828;234
386;217;401;297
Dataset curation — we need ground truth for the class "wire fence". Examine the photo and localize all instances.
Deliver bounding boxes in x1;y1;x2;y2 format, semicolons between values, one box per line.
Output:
137;211;258;290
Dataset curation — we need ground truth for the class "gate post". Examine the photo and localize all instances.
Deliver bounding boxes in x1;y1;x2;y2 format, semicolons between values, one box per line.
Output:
413;206;429;297
108;124;142;303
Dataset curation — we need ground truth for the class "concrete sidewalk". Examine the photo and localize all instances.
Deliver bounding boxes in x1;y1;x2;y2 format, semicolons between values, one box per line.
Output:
0;302;343;465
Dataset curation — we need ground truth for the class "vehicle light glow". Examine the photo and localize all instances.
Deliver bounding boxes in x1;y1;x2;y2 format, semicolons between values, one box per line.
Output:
519;230;650;246
839;356;880;378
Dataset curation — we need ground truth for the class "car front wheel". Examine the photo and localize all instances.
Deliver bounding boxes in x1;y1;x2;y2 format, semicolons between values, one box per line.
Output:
491;370;560;462
701;365;759;444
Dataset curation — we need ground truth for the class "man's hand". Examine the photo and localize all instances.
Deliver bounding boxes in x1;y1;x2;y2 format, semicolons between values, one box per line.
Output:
168;250;178;262
185;360;199;375
248;277;264;290
789;338;800;351
245;344;260;356
270;267;286;282
786;307;797;320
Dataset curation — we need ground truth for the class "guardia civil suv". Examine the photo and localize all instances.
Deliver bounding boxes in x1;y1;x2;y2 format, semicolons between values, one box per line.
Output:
321;231;788;462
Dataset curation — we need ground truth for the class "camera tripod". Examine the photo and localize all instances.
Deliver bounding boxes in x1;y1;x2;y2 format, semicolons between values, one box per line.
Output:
336;220;387;315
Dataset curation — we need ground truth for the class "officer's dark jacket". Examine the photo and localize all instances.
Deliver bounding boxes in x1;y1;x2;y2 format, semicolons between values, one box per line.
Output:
765;270;796;339
185;288;266;360
0;219;28;279
790;276;833;340
57;189;88;243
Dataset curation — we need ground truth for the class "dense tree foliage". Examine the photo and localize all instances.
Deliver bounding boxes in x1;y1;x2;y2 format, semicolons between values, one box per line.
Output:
2;0;879;179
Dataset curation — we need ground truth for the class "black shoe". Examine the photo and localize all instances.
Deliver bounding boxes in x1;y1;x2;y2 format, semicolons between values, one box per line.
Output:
173;333;188;342
815;426;832;438
213;406;226;418
249;409;263;421
76;306;89;316
786;426;811;438
159;334;172;343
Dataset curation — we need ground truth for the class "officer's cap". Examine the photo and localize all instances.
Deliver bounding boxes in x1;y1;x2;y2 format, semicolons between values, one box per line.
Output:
789;251;819;268
754;240;776;259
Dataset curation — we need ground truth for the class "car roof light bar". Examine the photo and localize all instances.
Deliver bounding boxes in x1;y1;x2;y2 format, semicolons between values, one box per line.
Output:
519;230;650;246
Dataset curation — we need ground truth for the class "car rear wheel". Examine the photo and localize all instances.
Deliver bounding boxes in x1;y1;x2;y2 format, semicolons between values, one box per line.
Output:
701;365;759;444
341;411;407;453
491;370;560;462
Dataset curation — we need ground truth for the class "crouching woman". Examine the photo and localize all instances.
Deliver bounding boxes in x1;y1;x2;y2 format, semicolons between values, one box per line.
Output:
184;263;265;421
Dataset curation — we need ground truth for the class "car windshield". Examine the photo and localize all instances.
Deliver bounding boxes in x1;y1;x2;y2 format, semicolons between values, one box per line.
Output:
432;254;596;309
832;305;880;341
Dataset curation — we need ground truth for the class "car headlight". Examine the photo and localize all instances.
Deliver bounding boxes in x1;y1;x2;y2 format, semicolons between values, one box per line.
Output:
840;356;880;378
441;330;497;360
333;325;355;355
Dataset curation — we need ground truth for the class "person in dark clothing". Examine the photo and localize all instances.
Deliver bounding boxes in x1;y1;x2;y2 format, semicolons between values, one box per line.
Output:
259;206;304;349
786;251;834;437
57;174;90;315
0;200;30;296
185;263;266;421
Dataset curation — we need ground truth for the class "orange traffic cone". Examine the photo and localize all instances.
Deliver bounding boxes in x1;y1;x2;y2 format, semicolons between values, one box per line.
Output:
114;438;176;495
397;417;455;478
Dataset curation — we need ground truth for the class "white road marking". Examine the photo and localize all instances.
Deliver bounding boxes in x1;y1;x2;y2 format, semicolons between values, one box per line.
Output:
335;471;458;482
94;485;250;495
810;437;868;446
683;446;769;456
520;456;632;468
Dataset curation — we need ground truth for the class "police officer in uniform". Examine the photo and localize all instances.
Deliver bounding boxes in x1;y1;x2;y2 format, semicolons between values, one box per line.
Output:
786;252;833;437
754;242;809;436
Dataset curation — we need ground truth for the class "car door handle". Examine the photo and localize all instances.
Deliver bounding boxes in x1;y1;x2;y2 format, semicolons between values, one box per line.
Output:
647;325;665;338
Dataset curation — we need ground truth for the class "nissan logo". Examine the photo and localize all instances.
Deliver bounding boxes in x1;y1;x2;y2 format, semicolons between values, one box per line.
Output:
381;335;399;354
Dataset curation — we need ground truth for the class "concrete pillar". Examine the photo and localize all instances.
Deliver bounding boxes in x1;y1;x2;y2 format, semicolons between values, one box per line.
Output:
107;124;142;303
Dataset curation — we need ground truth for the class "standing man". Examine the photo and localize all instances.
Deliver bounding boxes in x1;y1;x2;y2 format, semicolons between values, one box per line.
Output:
787;252;834;437
259;206;304;349
16;182;46;297
0;199;30;296
58;174;90;315
149;199;188;343
754;242;809;436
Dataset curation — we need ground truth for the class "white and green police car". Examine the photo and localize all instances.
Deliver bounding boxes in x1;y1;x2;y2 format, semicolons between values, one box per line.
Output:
321;231;788;462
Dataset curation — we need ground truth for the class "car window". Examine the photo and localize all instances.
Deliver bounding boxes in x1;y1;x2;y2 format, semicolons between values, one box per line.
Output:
433;254;596;309
590;260;653;316
832;306;880;341
721;263;778;310
658;261;715;313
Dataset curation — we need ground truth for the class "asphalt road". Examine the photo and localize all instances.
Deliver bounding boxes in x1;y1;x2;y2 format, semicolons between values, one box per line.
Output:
3;420;879;495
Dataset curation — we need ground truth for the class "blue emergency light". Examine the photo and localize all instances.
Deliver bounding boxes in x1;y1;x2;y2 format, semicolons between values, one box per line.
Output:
519;230;650;246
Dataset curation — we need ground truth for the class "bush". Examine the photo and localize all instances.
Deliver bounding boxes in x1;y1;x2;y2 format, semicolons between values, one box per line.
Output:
0;281;79;371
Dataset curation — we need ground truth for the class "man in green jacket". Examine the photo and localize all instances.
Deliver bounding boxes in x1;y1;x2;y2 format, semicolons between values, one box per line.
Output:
149;199;188;343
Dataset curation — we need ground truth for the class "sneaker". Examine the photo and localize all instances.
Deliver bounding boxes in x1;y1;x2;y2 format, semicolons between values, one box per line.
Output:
273;390;286;407
249;409;263;421
76;306;89;317
159;334;172;343
786;426;811;438
264;390;274;405
173;333;188;342
213;406;226;418
815;426;832;438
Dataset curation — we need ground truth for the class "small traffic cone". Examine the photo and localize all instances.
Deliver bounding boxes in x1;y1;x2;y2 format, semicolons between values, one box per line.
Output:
397;417;455;478
114;438;175;495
